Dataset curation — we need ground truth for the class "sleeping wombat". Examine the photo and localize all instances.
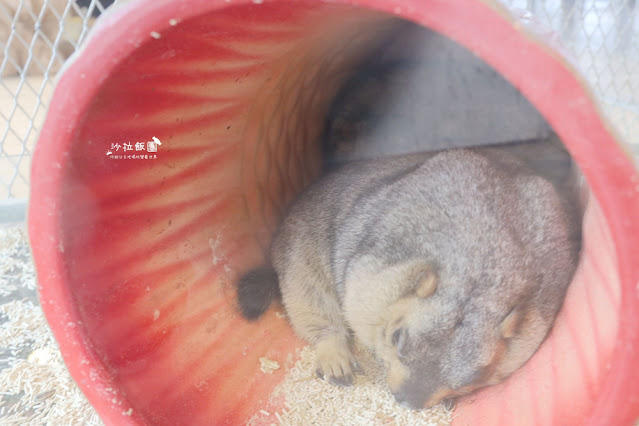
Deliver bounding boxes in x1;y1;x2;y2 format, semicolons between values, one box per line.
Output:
237;147;581;409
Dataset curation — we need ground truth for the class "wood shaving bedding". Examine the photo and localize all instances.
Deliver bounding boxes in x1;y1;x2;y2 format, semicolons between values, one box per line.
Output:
1;224;452;425
0;225;102;425
260;357;281;374
248;345;452;426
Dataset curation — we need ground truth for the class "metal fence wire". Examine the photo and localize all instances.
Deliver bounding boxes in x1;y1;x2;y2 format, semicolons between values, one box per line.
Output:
0;0;637;201
0;0;117;202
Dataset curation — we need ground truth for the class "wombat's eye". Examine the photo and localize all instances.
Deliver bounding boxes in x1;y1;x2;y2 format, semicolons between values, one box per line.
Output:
391;328;407;356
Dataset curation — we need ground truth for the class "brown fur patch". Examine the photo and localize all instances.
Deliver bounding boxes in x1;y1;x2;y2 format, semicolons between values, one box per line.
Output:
424;388;453;408
478;339;508;386
386;358;411;393
415;269;438;298
500;307;522;339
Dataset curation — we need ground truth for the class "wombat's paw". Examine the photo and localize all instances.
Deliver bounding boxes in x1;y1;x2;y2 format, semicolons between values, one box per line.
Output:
314;334;362;387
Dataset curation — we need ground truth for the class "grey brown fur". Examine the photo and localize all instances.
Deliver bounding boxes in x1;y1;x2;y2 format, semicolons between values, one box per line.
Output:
237;146;581;409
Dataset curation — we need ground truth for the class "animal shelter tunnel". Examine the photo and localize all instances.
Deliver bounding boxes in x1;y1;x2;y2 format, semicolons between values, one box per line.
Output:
27;0;639;424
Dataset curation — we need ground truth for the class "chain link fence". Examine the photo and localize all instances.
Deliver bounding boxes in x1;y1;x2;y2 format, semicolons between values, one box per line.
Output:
0;0;637;207
502;0;639;151
0;0;116;210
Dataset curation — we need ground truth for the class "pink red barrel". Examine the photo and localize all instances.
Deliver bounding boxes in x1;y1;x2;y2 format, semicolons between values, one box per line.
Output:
29;0;639;424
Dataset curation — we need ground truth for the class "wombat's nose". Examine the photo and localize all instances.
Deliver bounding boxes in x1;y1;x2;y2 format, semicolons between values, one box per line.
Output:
392;389;423;410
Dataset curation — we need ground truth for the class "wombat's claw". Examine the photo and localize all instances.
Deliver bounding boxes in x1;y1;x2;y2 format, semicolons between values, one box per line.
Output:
314;334;360;387
330;373;354;387
351;359;364;375
314;363;354;387
316;368;354;387
443;399;457;411
314;354;357;386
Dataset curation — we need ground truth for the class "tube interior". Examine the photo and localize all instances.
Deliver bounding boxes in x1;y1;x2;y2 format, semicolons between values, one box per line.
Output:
54;3;619;424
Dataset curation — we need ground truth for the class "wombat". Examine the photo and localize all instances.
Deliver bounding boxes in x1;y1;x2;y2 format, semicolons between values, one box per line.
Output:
237;147;581;409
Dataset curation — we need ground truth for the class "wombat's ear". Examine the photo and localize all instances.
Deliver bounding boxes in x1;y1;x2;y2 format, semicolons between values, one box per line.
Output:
415;268;438;298
500;307;522;339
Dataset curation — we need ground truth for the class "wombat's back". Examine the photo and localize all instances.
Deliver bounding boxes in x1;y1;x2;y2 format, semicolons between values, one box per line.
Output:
321;149;579;302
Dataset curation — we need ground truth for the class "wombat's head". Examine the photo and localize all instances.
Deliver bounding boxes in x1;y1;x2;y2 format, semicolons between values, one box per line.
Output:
341;150;580;409
373;265;561;410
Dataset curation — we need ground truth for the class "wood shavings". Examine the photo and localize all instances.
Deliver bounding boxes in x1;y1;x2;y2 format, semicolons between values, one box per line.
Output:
259;357;280;374
247;345;452;425
27;348;56;365
0;226;36;299
0;224;102;425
